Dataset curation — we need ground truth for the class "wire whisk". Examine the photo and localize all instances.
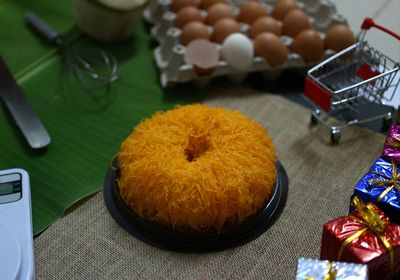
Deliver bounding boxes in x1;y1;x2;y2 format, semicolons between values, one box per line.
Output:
25;11;119;108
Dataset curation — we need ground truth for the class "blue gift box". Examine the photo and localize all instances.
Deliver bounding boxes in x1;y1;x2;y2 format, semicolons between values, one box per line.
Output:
353;157;400;224
296;258;368;280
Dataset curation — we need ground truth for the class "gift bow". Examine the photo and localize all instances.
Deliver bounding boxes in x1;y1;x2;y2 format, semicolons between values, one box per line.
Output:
305;262;337;280
369;160;400;202
337;197;394;277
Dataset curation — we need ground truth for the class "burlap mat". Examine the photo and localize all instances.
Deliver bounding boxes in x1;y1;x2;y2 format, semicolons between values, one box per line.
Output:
34;87;386;279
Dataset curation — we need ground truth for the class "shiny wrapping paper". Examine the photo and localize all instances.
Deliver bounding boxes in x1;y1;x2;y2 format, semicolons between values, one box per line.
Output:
320;201;400;280
296;258;368;279
382;124;400;164
353;158;400;224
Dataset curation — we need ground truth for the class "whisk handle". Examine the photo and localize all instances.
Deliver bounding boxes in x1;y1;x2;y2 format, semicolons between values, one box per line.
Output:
25;11;62;46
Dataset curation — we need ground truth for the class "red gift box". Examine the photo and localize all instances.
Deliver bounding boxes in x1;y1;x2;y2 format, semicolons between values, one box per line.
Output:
320;197;400;280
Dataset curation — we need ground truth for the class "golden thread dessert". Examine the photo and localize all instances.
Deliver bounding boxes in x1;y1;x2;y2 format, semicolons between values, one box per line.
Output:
118;104;277;231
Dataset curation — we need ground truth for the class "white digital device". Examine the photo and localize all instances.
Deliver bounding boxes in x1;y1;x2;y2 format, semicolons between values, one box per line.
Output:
0;169;35;280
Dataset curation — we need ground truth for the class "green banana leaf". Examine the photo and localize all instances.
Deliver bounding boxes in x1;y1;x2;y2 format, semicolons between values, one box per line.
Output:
0;0;203;234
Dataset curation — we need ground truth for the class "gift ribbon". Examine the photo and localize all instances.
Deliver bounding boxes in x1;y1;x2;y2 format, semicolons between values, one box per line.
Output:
387;135;400;148
305;262;337;280
368;160;400;202
337;197;394;277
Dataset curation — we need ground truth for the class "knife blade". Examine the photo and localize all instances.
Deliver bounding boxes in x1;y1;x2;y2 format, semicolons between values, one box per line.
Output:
0;57;51;149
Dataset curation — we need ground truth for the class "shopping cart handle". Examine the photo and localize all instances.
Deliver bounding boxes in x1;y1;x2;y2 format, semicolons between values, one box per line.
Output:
361;17;400;40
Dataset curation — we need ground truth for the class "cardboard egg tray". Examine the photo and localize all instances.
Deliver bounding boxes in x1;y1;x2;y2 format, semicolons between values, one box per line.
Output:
143;0;348;87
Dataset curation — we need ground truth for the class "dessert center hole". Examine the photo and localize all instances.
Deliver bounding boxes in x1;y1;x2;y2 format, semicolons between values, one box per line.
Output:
185;135;210;162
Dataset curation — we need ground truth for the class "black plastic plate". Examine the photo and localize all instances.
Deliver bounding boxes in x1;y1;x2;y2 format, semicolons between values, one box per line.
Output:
103;160;288;252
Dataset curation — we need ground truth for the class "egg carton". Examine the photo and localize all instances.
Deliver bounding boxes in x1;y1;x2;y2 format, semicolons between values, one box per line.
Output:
143;0;348;88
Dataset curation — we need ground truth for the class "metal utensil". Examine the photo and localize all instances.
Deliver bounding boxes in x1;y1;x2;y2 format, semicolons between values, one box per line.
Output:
24;11;118;101
0;57;51;149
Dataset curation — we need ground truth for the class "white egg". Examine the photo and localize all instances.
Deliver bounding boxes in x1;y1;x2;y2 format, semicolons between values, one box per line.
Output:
221;33;254;71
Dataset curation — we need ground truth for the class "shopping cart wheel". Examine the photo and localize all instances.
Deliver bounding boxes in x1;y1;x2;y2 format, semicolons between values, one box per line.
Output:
310;109;321;125
383;114;393;129
331;128;341;143
311;114;318;125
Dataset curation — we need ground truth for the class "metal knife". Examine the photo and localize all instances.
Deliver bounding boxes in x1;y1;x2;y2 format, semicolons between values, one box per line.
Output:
0;57;51;149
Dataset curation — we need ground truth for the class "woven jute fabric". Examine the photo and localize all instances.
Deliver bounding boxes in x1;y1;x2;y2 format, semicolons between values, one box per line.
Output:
34;86;386;279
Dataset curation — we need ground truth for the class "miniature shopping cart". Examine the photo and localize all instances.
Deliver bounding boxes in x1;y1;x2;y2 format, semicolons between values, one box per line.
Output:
305;17;400;143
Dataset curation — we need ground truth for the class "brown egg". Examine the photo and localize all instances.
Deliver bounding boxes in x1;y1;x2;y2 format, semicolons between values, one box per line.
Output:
206;3;235;25
170;0;197;12
283;9;311;38
254;32;288;66
249;16;282;38
180;22;210;45
272;0;300;20
175;6;204;28
199;0;227;10
324;24;356;52
292;29;324;62
238;1;268;24
184;39;220;75
211;18;241;44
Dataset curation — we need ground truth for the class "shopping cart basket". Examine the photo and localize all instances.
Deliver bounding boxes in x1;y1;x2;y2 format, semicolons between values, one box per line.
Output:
305;17;400;143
